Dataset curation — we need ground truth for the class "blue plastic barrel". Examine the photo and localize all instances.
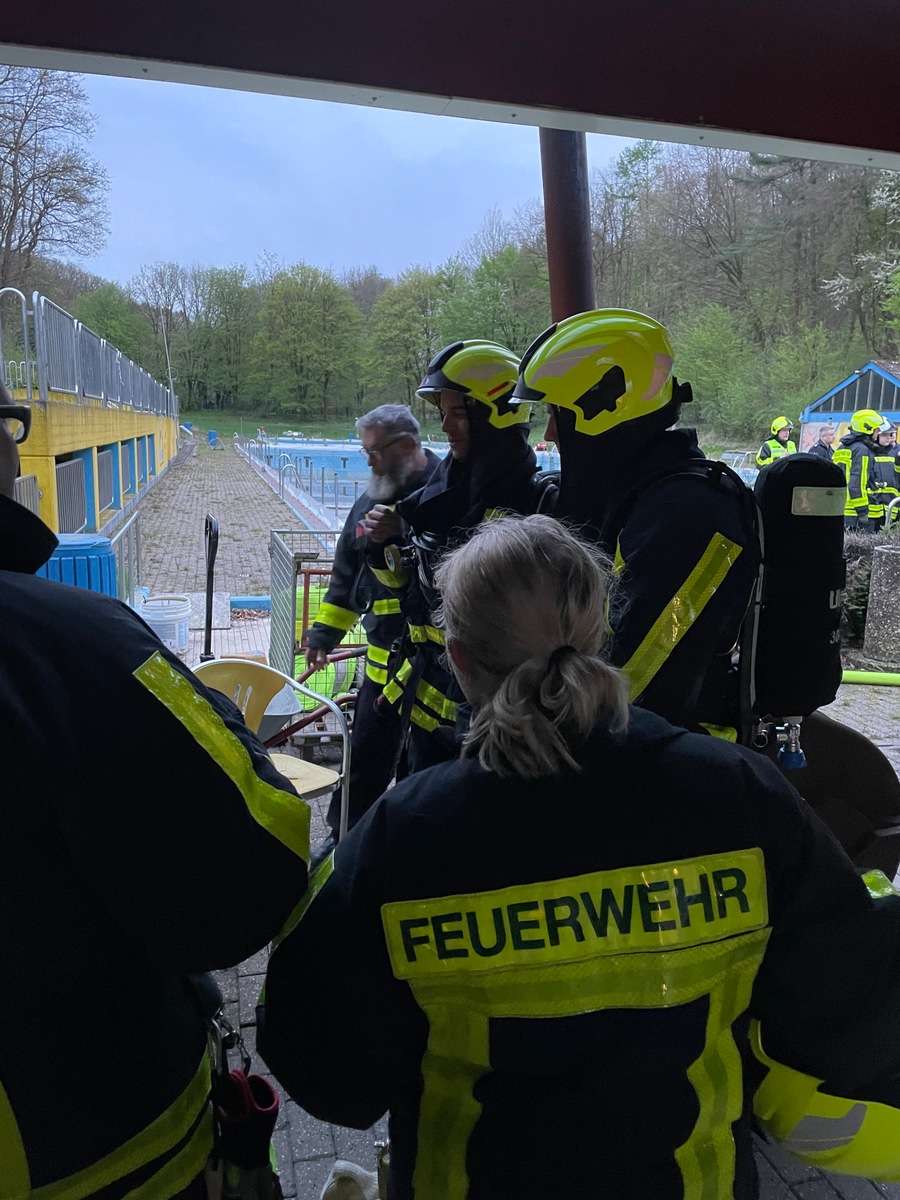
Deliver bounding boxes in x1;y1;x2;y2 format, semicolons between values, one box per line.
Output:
37;534;118;597
208;429;217;447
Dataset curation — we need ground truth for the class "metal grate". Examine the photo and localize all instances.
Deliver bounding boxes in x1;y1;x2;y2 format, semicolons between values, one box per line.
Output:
56;459;87;533
97;448;114;510
269;528;345;675
14;473;40;516
110;513;142;606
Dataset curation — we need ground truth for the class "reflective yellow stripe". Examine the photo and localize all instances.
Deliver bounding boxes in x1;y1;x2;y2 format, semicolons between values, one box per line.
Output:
674;944;766;1198
412;1004;490;1200
415;679;457;722
387;866;770;1200
33;1054;211;1200
698;723;738;743
366;643;391;665
621;534;743;702
366;662;388;685
315;603;359;632
408;624;445;646
0;1082;29;1199
613;542;626;575
372;598;402;615
382;850;767;979
383;658;413;706
271;852;336;954
134;652;310;865
120;1110;213;1200
410;704;440;732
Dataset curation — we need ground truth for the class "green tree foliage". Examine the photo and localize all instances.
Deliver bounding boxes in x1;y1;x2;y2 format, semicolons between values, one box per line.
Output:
364;267;449;418
71;282;151;365
22;135;900;432
438;245;550;353
252;263;362;419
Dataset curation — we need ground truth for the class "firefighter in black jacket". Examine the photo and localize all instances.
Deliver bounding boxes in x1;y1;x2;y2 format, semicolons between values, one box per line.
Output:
365;340;555;776
834;407;892;530
513;308;758;736
260;516;900;1199
305;405;439;859
0;397;309;1199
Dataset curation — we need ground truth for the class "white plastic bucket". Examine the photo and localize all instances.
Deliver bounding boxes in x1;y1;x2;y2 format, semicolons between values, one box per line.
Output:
140;593;191;655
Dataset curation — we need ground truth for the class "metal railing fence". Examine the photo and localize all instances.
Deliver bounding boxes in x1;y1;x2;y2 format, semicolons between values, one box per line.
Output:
55;459;87;534
14;473;40;516
110;513;142;607
0;288;178;414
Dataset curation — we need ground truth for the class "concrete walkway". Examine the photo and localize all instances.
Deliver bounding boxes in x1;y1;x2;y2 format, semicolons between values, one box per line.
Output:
137;444;900;1199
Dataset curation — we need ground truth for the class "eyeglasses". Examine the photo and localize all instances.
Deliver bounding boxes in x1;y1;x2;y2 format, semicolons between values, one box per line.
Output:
359;437;402;461
0;404;31;444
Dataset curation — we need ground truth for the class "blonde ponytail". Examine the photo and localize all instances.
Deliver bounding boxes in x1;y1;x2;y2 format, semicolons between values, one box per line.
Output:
434;514;628;778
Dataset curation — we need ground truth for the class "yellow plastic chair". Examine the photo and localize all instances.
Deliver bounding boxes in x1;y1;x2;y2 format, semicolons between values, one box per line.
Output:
192;658;351;839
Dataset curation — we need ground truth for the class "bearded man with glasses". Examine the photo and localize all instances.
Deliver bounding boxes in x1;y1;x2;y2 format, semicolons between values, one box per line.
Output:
306;404;439;867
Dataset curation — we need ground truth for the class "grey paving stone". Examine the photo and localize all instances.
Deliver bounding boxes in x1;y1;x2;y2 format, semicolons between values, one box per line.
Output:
239;948;269;976
292;1154;336;1200
332;1124;378;1166
755;1150;797;1199
792;1181;844;1198
238;972;265;1026
287;1101;337;1160
755;1135;822;1185
211;966;239;1004
817;1178;892;1199
272;1126;297;1197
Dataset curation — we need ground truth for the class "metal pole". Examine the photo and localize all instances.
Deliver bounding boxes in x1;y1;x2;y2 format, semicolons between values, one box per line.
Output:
333;473;339;521
539;129;596;321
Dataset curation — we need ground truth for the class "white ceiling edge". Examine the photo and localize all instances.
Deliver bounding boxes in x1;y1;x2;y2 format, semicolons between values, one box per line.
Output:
2;42;899;172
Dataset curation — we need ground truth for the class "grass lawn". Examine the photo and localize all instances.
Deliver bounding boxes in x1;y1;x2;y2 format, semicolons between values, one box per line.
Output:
179;411;746;458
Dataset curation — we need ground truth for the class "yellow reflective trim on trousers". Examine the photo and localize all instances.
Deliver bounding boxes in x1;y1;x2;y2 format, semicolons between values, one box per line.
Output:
621;534;743;702
366;643;391;665
382;849;767;980
408;624;445;646
366;662;388;685
415;679;457;722
32;1053;211;1200
412;1004;490;1200
134;653;309;865
372;598;402;615
0;1082;29;1200
402;928;770;1200
315;602;358;632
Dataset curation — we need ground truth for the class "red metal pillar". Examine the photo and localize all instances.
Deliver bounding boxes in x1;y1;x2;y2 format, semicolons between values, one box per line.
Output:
539;129;596;321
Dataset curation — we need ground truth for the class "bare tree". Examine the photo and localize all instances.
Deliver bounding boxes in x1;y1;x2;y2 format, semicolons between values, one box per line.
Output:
0;68;108;290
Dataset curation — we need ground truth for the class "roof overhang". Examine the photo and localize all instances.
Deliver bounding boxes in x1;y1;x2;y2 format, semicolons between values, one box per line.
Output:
2;0;900;168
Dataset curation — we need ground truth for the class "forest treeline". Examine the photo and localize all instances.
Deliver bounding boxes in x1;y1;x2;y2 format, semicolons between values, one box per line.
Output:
4;67;900;438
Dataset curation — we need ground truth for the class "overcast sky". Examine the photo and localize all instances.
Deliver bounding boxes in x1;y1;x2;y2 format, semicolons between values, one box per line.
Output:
80;74;634;285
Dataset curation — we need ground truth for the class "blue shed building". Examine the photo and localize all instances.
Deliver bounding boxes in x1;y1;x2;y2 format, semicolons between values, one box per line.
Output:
799;361;900;450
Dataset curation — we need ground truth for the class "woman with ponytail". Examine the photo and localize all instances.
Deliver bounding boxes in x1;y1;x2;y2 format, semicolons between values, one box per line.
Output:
261;516;900;1200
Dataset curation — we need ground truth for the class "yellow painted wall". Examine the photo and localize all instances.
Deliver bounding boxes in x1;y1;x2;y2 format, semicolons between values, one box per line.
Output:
14;391;179;532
